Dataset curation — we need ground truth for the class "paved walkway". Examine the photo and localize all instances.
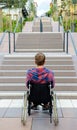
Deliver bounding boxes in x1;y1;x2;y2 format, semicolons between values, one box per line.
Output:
0;20;77;130
0;98;77;130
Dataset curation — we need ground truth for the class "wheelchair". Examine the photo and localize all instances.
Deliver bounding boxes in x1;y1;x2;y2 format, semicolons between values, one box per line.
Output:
26;81;59;126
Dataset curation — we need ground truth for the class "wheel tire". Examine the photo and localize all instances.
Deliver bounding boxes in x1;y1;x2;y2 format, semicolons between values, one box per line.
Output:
28;104;31;116
54;118;59;126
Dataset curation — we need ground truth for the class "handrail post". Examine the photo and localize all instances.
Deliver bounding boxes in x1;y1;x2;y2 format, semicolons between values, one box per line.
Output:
21;17;22;32
66;31;69;54
58;16;60;32
8;31;11;53
20;17;22;32
69;30;77;56
40;19;42;32
63;32;65;52
13;33;15;52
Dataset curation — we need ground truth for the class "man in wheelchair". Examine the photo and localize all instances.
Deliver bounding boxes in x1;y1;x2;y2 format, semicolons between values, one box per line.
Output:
26;52;55;112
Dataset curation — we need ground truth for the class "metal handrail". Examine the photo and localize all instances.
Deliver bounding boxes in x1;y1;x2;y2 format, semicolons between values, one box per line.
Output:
59;16;64;32
40;19;42;32
0;30;8;45
59;17;77;55
58;16;65;52
0;30;11;53
68;30;77;55
58;16;64;32
13;17;22;52
14;20;19;33
14;17;22;33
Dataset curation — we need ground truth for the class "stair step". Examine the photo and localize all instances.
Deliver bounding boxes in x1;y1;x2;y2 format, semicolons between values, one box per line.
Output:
0;70;76;76
0;83;26;91
55;77;77;83
15;32;63;51
56;91;77;99
0;83;77;91
3;59;73;65
0;76;77;83
4;53;72;58
4;57;72;60
55;83;77;91
0;91;26;99
15;49;63;52
0;65;74;70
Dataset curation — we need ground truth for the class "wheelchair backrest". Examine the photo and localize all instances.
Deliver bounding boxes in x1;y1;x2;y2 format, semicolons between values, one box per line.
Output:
28;82;53;104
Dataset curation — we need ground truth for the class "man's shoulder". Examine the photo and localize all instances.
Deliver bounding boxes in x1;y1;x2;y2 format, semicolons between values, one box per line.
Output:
45;67;52;72
27;68;36;73
45;68;54;74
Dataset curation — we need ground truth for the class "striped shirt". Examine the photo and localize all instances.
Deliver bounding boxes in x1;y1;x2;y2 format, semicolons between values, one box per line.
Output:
26;67;55;88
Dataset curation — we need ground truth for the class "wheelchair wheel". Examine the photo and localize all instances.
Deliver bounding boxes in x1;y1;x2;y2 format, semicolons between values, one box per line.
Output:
21;108;27;125
21;92;27;125
28;104;31;116
53;93;59;126
49;100;53;123
49;109;52;123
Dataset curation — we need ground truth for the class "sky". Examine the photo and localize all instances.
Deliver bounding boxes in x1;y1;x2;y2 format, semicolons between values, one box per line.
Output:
34;0;52;16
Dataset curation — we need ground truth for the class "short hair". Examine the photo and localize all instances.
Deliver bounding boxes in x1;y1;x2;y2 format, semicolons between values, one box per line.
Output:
35;52;46;66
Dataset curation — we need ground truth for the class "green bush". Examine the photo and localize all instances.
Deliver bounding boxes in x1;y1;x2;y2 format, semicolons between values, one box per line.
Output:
1;15;34;32
3;15;11;31
63;19;77;32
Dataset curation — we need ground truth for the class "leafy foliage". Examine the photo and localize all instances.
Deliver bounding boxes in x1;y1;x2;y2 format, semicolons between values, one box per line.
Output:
72;0;77;4
63;19;77;32
46;3;58;17
0;0;28;8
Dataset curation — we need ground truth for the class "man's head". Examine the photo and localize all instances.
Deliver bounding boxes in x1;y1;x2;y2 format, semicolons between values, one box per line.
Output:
35;52;46;66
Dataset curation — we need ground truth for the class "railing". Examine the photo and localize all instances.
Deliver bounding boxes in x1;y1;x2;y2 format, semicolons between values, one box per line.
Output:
40;19;43;32
13;17;23;52
0;30;8;45
58;16;64;32
14;17;22;33
0;30;11;53
0;31;15;53
7;32;16;53
0;17;22;53
66;30;77;55
58;16;77;55
58;16;65;52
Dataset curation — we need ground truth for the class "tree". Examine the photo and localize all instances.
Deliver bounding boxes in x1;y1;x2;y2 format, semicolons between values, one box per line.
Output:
46;3;58;17
0;0;28;8
72;0;77;4
27;0;37;17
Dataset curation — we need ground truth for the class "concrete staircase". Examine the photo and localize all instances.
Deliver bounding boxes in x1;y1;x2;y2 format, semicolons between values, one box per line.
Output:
32;18;41;32
0;53;77;96
32;17;52;32
41;17;52;32
15;32;63;52
0;17;77;99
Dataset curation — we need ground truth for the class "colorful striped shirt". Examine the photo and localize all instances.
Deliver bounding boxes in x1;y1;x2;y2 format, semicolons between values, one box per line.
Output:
26;67;55;88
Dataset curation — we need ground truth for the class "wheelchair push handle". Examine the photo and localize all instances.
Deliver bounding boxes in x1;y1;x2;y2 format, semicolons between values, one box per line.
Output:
28;83;32;95
49;82;54;95
49;82;54;88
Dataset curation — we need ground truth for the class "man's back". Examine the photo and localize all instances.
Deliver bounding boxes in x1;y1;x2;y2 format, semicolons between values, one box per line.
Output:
26;67;55;87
